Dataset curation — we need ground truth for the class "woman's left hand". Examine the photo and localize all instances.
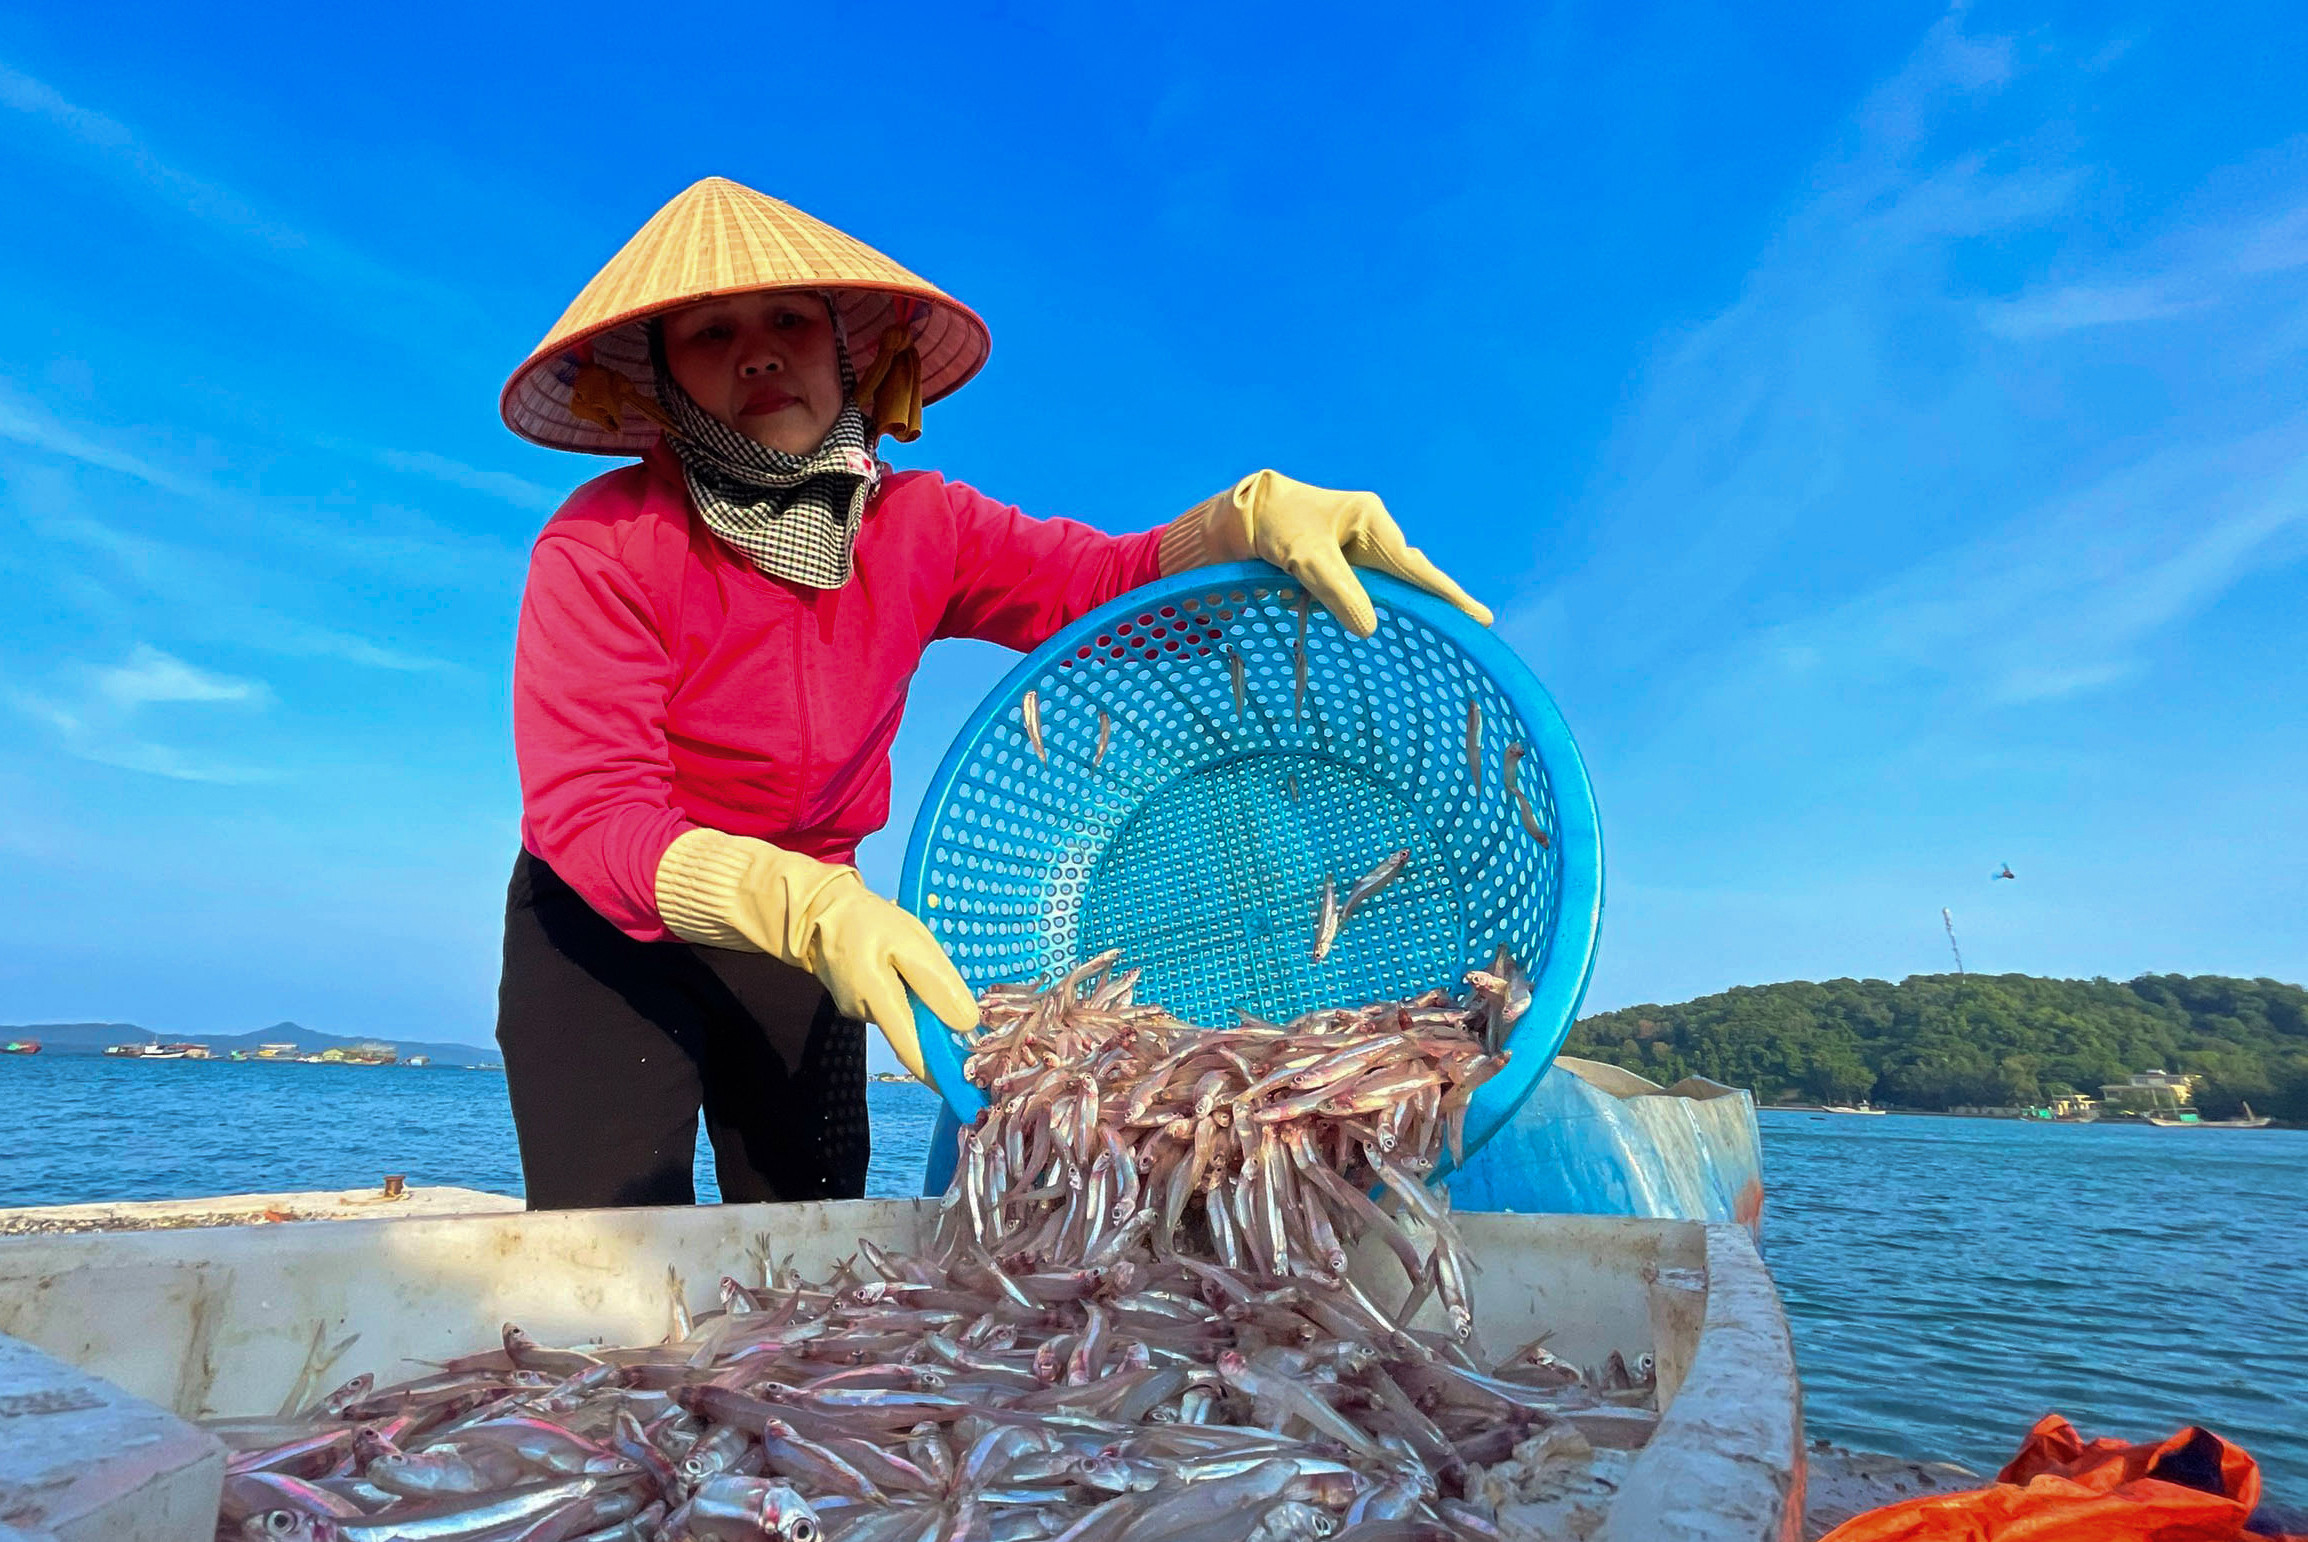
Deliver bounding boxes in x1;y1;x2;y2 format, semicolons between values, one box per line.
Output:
1158;469;1493;638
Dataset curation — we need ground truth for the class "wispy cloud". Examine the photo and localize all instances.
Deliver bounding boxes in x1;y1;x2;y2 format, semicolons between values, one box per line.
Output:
0;61;310;252
1508;7;2308;729
1981;193;2308;339
0;383;210;501
10;644;278;784
1749;416;2308;705
371;449;563;514
1979;281;2203;339
0;58;468;330
2235;205;2308;276
31;513;464;675
1;379;518;574
94;643;270;708
1501;21;2081;679
1;376;500;679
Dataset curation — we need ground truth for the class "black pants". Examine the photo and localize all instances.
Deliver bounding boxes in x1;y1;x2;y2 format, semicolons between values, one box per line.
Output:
495;851;869;1209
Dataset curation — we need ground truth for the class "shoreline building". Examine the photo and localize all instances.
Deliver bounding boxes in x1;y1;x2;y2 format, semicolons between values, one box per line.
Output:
2099;1070;2198;1117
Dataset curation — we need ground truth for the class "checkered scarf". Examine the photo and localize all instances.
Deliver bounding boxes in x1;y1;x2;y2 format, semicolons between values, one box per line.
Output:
649;301;882;590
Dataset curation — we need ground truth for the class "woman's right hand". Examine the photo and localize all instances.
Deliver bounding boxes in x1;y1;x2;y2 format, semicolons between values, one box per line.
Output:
800;882;979;1083
654;828;979;1084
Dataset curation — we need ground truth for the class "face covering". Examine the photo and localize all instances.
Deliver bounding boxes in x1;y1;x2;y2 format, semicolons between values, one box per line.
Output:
649;297;882;590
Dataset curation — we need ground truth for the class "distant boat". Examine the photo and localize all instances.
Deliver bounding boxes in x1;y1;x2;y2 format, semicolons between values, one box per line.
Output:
294;1043;400;1065
1;1038;38;1055
2149;1102;2272;1130
1821;1102;1889;1115
105;1041;190;1059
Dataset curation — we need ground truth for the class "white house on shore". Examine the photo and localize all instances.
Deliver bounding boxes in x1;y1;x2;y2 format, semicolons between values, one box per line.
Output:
2099;1070;2199;1114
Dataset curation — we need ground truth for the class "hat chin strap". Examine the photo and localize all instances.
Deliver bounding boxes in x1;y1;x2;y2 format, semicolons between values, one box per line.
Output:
855;324;923;443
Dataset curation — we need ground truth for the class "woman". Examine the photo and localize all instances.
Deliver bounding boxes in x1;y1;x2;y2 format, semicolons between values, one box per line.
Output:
496;177;1490;1210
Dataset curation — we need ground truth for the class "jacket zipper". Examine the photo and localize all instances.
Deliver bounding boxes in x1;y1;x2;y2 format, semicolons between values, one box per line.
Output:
788;596;812;835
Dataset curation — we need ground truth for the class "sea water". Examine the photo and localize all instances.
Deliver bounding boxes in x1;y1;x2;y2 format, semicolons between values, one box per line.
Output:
1757;1107;2307;1488
3;1056;2302;1493
0;1056;931;1209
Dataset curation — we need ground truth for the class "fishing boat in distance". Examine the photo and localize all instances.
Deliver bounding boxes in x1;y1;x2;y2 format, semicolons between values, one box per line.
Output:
299;1042;399;1066
2148;1102;2272;1129
101;1041;212;1060
1821;1101;1889;1115
1;1038;38;1054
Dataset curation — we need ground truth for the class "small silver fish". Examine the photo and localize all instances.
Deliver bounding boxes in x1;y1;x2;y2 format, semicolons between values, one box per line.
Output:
1339;849;1410;923
1283;772;1300;804
1227;648;1247;716
1250;1500;1335;1542
315;1373;372;1420
1023;689;1046;763
1465;700;1482;793
1494;944;1533;1028
1294;592;1310;723
1094;709;1113;770
681;1475;821;1542
1476;945;1534;1054
1503;741;1525;801
1311;878;1341;963
365;1448;519;1499
1515;786;1550;848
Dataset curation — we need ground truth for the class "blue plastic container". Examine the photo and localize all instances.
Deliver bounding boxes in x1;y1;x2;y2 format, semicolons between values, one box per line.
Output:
899;560;1601;1186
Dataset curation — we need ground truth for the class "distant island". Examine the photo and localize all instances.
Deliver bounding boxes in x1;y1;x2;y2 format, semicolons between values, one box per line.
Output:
18;971;2305;1121
1565;972;2307;1122
0;1020;499;1068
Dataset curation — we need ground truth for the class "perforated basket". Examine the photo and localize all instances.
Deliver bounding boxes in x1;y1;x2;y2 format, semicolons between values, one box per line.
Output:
899;560;1602;1181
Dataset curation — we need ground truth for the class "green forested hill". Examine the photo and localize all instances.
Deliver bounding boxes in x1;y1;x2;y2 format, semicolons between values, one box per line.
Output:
1563;973;2308;1120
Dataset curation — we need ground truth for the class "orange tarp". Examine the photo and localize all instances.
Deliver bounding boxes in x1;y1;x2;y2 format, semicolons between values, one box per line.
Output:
1821;1415;2302;1542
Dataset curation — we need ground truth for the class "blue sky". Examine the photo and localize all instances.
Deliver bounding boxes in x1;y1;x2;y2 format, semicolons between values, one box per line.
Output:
1;0;2302;1062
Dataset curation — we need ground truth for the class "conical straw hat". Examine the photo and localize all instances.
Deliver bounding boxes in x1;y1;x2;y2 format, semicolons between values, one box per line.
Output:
501;177;990;454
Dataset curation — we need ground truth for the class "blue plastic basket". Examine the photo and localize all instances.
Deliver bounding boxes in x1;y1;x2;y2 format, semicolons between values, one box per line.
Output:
899;559;1602;1184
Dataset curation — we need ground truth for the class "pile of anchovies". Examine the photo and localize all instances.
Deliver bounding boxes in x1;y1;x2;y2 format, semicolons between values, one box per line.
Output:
214;955;1656;1542
940;951;1529;1339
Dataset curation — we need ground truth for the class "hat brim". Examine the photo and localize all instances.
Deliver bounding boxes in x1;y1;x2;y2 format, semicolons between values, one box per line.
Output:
501;281;988;456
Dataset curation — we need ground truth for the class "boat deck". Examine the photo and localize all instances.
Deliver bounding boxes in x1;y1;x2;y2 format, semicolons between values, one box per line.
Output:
0;1202;1804;1541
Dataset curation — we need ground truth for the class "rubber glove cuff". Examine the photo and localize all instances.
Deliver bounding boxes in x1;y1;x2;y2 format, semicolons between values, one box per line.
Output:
655;828;980;1085
656;825;847;960
1156;473;1261;576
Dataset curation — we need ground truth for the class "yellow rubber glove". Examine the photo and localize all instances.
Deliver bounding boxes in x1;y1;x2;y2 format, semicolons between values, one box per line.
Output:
1158;469;1494;638
654;827;978;1085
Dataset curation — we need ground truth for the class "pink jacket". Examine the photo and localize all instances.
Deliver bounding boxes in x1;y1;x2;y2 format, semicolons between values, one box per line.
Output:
514;447;1165;939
